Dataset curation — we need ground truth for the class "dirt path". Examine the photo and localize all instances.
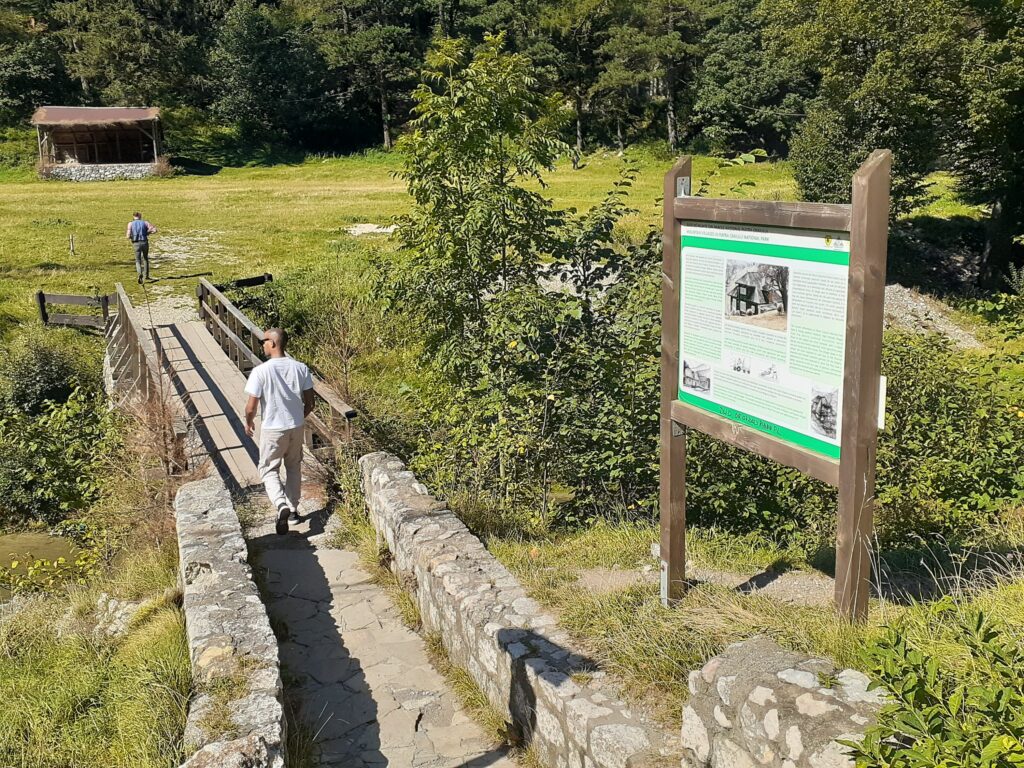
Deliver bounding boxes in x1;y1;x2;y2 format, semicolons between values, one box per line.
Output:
247;490;515;768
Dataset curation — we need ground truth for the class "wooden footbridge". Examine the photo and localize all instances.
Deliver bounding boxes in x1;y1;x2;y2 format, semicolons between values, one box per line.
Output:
102;275;356;487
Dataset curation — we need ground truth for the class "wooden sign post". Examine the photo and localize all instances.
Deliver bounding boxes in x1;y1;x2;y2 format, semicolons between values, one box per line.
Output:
660;151;891;621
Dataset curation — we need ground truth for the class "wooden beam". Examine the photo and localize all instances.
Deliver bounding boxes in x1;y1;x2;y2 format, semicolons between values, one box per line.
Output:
36;290;48;325
198;279;264;342
660;156;691;606
674;198;852;232
835;150;891;622
46;313;106;329
40;293;106;307
670;401;840;486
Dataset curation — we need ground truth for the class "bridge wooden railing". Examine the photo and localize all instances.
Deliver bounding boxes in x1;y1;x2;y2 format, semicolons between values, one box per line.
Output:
196;276;356;447
106;283;163;400
105;283;189;472
37;290;113;330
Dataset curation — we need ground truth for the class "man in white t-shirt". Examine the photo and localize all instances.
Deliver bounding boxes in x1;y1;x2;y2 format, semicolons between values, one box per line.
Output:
243;327;315;535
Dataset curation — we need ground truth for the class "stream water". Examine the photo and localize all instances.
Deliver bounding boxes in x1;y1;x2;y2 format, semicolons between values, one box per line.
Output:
0;532;76;603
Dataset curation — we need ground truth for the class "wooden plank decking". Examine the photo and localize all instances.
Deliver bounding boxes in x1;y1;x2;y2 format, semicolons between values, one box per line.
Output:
154;320;262;488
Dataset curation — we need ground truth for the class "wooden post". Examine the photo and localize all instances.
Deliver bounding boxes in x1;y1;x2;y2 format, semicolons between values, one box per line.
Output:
100;294;110;327
36;291;48;325
660;156;691;606
835;150;892;621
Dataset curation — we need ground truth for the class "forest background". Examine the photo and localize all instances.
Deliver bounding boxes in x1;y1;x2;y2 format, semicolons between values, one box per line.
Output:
1;0;1023;283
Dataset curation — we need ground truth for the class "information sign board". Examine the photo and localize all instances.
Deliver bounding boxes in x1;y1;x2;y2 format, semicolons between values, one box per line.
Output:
678;222;850;459
659;152;892;621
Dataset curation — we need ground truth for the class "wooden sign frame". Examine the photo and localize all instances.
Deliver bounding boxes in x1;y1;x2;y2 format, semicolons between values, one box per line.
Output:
660;151;891;621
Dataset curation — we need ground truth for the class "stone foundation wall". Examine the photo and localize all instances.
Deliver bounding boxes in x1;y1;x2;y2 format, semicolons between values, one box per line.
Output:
174;475;285;768
360;452;676;768
41;162;156;181
681;636;884;768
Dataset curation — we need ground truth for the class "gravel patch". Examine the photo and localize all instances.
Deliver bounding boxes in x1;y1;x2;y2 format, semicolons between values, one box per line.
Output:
883;284;982;349
346;223;396;236
135;290;198;328
150;230;231;267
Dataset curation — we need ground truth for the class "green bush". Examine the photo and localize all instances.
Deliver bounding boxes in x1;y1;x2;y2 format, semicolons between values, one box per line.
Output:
0;389;118;526
875;332;1024;546
849;602;1024;767
0;327;101;415
0;127;36;170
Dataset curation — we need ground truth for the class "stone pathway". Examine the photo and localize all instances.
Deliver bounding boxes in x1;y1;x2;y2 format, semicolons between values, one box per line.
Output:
247;492;517;768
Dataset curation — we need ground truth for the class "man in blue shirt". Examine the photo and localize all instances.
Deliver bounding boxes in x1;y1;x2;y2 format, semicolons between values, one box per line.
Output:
125;212;157;283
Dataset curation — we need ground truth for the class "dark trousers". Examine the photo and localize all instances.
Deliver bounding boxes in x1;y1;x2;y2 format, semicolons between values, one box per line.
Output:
133;241;150;279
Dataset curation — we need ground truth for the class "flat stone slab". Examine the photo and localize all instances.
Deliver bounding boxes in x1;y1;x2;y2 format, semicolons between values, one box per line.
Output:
248;501;516;768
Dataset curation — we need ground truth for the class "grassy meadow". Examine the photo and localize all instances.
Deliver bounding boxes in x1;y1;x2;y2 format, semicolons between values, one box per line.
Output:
0;150;799;332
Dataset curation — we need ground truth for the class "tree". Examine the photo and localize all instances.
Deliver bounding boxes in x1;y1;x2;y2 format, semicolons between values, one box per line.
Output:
211;0;327;140
765;0;964;214
691;0;811;154
539;0;616;162
312;0;425;149
590;20;654;152
52;0;206;105
0;7;74;124
639;0;705;152
952;0;1024;285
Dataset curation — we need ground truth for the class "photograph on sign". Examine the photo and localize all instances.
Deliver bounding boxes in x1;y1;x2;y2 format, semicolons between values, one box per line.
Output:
677;222;850;460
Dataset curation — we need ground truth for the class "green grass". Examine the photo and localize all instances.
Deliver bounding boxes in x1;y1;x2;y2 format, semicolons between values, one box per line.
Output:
0;596;191;768
908;171;986;221
0;150;800;334
487;521;1024;726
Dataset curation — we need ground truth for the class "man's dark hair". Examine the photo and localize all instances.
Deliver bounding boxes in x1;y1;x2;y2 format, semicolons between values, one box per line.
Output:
265;327;288;350
133;212;142;219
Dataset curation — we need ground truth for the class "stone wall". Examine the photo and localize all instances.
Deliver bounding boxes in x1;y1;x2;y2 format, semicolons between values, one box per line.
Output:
681;636;884;768
174;474;285;768
41;162;156;181
360;451;677;768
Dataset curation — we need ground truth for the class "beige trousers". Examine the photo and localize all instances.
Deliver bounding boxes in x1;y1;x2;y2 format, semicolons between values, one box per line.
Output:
257;425;304;513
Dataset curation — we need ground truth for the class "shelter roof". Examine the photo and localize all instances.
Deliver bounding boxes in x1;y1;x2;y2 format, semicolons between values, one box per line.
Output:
31;106;160;127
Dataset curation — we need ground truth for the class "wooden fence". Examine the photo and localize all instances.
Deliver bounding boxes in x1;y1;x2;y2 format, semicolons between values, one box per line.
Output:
105;283;189;472
37;290;113;330
196;277;357;447
106;283;162;400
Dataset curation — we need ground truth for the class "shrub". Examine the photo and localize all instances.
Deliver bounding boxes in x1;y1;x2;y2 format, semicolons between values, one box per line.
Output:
0;327;100;415
0;127;36;170
875;332;1024;546
0;388;118;526
849;602;1024;767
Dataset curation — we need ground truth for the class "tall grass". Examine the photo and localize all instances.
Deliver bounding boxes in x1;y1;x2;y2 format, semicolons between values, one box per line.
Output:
0;599;190;768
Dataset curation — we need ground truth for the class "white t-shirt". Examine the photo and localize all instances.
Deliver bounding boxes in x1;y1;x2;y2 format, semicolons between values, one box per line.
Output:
245;357;314;431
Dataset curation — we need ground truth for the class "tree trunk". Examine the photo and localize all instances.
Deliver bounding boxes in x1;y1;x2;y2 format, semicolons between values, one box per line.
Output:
666;73;678;152
380;87;392;149
574;89;583;169
980;197;1018;289
616;116;624;154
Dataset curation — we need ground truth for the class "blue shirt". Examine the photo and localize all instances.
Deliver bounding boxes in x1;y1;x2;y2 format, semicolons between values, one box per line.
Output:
129;219;149;242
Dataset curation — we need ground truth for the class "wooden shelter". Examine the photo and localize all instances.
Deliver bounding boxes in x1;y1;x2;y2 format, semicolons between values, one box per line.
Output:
727;268;783;315
31;106;161;166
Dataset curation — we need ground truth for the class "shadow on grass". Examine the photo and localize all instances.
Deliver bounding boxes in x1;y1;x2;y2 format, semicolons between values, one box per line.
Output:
888;216;986;293
801;537;1024;605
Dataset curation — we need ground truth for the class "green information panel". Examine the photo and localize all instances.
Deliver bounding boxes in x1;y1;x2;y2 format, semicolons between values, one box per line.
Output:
677;222;850;459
